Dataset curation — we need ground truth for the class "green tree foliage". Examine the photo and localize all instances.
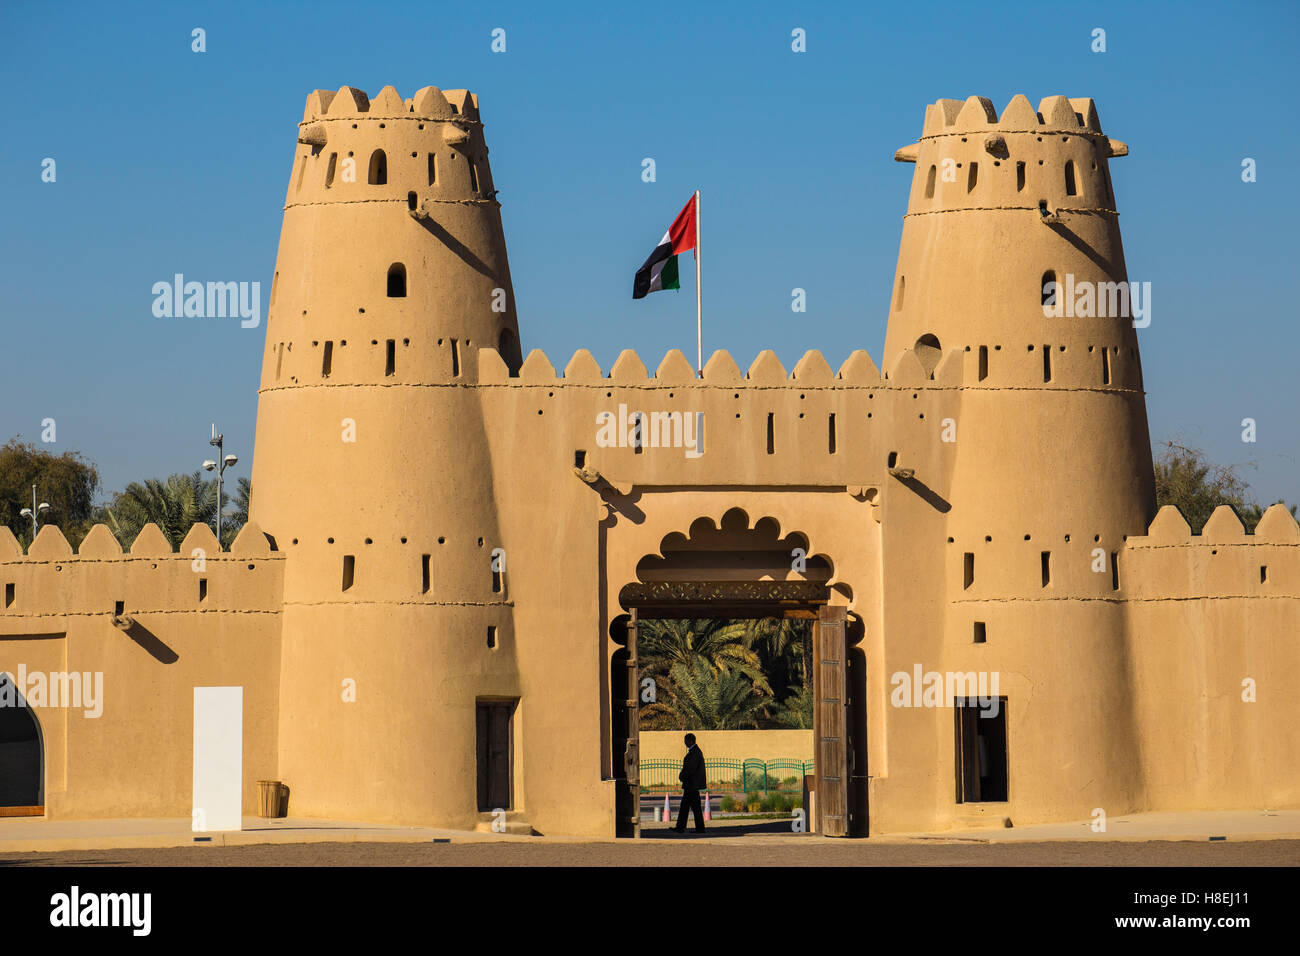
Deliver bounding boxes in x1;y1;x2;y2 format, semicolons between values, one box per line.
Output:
637;617;814;731
0;438;101;548
1153;441;1294;533
103;472;251;550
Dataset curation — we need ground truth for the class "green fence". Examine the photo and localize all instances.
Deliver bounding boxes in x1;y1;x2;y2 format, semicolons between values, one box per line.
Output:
639;758;814;794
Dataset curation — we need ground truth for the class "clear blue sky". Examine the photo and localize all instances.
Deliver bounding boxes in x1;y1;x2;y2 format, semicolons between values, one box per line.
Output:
2;0;1297;508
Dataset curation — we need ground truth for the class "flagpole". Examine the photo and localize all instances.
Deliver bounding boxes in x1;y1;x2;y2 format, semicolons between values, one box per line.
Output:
694;189;702;376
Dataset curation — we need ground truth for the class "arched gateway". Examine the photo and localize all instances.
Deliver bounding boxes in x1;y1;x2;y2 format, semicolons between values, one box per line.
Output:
605;508;868;838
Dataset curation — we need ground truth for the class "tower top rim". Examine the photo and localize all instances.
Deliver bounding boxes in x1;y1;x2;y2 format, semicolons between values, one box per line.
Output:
301;84;481;123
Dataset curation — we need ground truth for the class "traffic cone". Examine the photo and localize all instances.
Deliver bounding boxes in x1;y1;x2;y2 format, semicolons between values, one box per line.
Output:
703;791;711;821
664;792;671;824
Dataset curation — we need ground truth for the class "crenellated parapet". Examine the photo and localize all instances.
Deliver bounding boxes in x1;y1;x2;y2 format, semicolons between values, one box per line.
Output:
1119;504;1300;602
477;345;962;388
0;522;284;632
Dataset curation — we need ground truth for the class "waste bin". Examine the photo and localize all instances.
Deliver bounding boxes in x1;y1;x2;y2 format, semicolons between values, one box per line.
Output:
257;780;284;818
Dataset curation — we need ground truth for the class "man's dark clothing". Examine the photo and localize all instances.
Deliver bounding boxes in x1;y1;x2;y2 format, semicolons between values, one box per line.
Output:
675;743;707;832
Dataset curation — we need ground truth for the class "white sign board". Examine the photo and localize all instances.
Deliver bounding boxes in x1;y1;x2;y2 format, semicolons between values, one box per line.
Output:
192;686;243;832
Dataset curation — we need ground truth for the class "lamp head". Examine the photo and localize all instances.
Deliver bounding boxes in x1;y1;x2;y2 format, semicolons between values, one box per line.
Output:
19;508;32;518
202;460;217;471
223;454;238;468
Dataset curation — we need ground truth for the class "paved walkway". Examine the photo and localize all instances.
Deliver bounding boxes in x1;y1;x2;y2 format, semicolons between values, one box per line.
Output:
1;808;1296;854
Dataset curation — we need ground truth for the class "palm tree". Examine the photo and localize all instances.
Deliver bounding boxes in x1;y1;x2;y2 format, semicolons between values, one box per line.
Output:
221;477;252;548
640;657;773;730
637;618;770;693
104;471;217;549
771;684;814;729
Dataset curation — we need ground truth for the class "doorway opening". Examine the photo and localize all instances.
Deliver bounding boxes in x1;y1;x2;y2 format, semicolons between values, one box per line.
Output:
476;698;516;813
609;511;867;838
0;672;44;816
954;696;1008;803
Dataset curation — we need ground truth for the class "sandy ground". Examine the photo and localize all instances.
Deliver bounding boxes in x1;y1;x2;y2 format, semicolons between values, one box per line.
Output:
3;837;1298;867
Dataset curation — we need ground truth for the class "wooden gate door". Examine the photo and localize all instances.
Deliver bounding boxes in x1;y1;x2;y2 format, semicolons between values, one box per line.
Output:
813;605;849;836
476;701;513;811
622;609;641;837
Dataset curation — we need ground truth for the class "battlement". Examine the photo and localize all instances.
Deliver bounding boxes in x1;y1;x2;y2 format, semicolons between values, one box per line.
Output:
0;522;284;630
301;85;480;123
910;94;1124;150
1120;504;1300;602
476;346;964;388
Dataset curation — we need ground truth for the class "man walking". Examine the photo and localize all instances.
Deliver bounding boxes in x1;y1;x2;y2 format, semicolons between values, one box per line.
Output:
674;733;707;833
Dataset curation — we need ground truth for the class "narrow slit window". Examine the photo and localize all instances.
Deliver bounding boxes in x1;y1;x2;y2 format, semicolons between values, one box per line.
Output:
368;149;387;185
271;271;279;306
451;338;460;377
1101;348;1111;385
468;160;480;194
408;191;417;211
321;341;333;377
1041;551;1051;587
387;262;406;298
1260;565;1268;584
1016;161;1025;191
963;553;975;590
632;412;643;454
487;626;498;649
325;152;337;187
766;413;774;455
114;600;124;617
925;164;936;198
492;567;503;593
385;339;395;376
1064;160;1077;196
828;414;837;454
1041;270;1057;309
198;578;208;602
967;161;978;192
422;554;431;594
1112;553;1120;591
3;582;13;608
342;555;355;591
1043;344;1052;382
978;346;988;381
427;153;437;186
275;342;284;380
888;451;898;469
973;621;987;644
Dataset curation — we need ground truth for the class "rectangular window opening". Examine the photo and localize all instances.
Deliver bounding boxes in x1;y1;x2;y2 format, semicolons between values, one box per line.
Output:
1260;565;1268;584
421;554;431;594
492;568;502;594
342;555;355;592
450;338;460;377
1016;161;1025;192
3;582;13;608
1041;551;1051;587
469;161;480;194
955;697;1008;803
766;413;774;455
385;339;395;376
574;450;586;469
828;414;837;454
198;578;208;602
1112;553;1120;591
973;621;987;644
978;346;988;382
1043;344;1052;382
967;161;978;192
1101;348;1111;385
322;341;333;377
427;153;437;186
487;625;498;649
963;553;975;590
325;152;337;188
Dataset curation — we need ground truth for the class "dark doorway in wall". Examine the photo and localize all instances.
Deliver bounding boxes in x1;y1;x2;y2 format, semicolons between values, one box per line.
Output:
476;699;515;812
955;696;1008;803
0;673;43;814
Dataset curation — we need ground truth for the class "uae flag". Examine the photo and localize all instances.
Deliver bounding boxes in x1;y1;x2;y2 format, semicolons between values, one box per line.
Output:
632;194;698;299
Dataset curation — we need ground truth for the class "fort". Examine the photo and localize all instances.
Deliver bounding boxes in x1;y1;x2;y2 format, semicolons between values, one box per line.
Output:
1;85;1297;838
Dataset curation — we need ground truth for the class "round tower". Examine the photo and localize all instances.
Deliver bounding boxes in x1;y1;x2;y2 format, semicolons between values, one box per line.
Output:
250;85;522;826
883;95;1156;822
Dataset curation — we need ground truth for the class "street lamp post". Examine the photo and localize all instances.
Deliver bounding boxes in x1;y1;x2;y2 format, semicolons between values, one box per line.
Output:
18;484;50;545
202;424;238;549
